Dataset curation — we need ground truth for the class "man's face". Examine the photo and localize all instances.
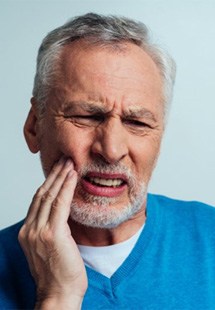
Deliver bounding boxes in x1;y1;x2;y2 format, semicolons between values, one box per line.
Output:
35;42;164;228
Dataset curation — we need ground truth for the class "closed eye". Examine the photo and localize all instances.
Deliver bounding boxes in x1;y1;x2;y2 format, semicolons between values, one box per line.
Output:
122;118;154;136
65;114;105;126
123;119;151;128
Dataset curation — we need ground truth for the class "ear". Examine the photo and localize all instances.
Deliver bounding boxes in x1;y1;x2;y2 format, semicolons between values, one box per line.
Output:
23;98;40;153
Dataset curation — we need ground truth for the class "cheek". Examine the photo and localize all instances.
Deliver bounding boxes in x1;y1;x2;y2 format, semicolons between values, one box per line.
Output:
39;121;94;175
131;135;162;178
56;126;94;168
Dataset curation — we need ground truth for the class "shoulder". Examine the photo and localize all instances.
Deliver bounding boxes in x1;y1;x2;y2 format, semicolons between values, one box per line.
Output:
148;194;215;234
0;220;24;246
0;221;25;266
0;221;35;308
149;193;215;215
0;221;25;265
0;220;24;236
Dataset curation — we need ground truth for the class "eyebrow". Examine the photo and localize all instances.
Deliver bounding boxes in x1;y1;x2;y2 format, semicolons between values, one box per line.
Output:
64;101;157;122
64;101;106;114
123;107;157;122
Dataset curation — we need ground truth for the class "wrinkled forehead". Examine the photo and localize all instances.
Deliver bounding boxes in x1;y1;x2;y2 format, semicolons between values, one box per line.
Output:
50;41;164;119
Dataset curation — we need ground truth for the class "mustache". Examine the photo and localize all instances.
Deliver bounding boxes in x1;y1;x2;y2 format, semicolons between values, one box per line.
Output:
76;161;136;188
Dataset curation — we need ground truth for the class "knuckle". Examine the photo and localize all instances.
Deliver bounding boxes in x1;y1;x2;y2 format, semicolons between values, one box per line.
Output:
27;228;37;244
18;225;37;247
31;186;47;204
52;196;65;209
41;191;55;203
35;186;46;198
31;192;40;204
56;171;66;181
25;227;53;248
39;227;55;247
18;224;27;243
52;198;60;207
18;224;58;256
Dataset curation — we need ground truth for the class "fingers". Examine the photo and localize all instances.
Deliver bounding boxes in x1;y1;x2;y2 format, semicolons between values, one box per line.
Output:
36;159;75;227
24;157;76;227
24;157;66;225
18;156;88;304
49;169;77;227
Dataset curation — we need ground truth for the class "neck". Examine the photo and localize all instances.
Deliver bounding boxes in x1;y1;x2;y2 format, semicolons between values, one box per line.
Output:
69;207;146;246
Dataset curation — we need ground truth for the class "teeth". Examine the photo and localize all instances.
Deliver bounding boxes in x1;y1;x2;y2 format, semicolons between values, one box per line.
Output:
89;177;123;187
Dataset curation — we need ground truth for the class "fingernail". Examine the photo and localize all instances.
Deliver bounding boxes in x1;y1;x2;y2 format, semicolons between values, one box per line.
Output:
65;158;73;167
67;170;75;178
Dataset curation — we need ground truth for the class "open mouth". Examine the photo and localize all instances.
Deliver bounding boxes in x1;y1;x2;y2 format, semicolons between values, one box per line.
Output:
82;173;127;197
85;176;125;188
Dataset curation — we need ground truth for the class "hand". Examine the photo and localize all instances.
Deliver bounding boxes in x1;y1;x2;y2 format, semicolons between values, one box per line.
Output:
18;157;88;309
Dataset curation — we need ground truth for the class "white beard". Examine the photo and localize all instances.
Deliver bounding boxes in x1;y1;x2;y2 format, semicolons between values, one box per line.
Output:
69;181;147;229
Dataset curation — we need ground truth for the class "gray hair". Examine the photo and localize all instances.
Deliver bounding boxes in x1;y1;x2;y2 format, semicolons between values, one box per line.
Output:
33;13;176;120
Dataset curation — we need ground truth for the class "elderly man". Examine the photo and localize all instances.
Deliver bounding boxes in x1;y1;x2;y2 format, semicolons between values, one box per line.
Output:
0;13;215;309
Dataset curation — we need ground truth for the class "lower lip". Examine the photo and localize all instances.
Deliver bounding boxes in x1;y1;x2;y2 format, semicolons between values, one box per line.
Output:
82;179;127;197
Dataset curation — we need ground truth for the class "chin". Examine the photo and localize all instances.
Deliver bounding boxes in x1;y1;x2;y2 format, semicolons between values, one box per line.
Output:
69;184;147;229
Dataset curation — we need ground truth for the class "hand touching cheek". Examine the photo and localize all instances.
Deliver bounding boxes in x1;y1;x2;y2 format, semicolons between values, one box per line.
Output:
18;157;88;309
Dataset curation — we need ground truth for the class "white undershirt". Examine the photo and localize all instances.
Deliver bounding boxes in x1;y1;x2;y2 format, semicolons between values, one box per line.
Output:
78;225;144;278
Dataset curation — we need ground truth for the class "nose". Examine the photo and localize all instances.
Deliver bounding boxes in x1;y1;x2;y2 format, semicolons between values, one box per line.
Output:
91;117;128;164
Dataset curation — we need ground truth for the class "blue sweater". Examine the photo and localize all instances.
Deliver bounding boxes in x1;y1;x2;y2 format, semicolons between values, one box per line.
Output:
1;194;215;309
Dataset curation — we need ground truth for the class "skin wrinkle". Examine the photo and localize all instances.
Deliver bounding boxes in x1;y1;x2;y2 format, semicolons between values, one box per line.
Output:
18;18;176;306
48;99;162;140
30;41;164;244
61;106;159;138
63;101;158;123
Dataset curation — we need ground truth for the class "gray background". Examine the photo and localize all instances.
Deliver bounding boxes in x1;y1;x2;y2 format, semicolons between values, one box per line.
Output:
1;0;215;228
